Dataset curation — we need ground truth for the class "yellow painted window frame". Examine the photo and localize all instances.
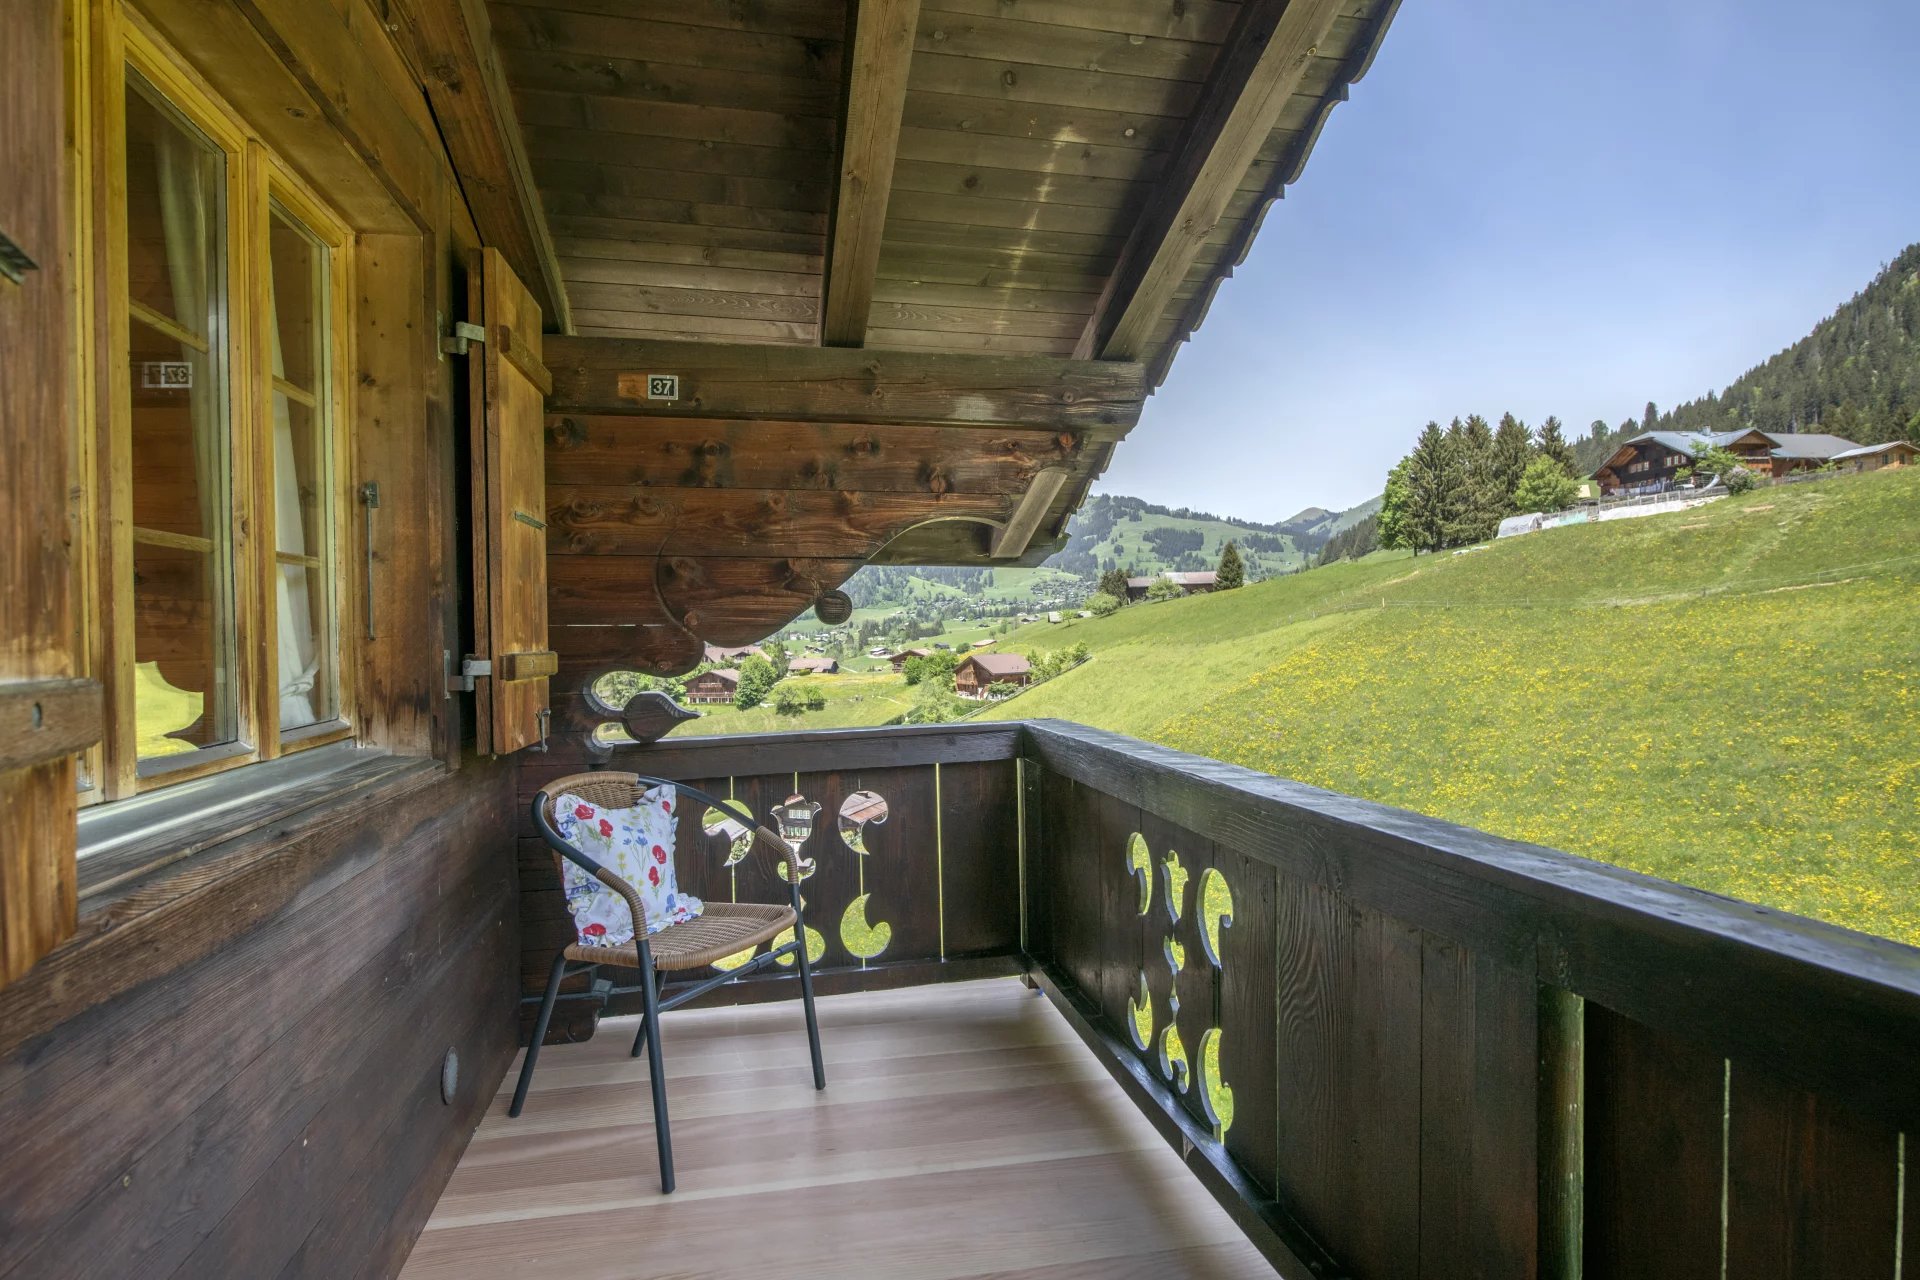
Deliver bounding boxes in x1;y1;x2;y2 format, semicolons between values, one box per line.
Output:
71;3;359;806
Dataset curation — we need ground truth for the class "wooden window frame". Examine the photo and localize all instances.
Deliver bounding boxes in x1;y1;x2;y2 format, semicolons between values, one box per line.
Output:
73;6;359;807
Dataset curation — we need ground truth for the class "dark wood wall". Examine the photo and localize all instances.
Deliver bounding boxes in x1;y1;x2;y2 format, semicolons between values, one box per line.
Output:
0;758;519;1280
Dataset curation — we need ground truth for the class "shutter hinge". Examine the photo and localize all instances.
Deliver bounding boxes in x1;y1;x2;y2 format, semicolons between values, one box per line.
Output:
439;321;486;356
447;653;492;693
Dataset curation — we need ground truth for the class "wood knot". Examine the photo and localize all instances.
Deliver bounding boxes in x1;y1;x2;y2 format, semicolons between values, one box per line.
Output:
548;417;586;449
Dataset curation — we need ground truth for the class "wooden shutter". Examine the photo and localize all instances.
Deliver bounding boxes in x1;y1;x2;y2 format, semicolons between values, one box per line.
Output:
466;247;556;755
1;0;96;989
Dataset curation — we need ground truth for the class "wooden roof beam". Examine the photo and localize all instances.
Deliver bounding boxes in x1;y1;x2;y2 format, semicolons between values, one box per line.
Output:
820;0;922;347
989;468;1073;560
1075;0;1347;362
544;338;1147;434
389;0;572;332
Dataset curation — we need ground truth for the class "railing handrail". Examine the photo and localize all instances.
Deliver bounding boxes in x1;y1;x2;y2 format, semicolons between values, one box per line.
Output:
614;719;1021;778
1016;717;1920;1127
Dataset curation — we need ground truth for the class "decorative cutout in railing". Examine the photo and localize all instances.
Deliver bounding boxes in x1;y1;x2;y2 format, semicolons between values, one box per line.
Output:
1116;830;1232;1114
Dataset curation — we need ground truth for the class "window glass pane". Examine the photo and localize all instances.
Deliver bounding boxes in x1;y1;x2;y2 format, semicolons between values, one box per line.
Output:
125;69;238;764
268;206;337;732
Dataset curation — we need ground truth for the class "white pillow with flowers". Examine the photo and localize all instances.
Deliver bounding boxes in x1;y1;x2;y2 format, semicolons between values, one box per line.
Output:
553;784;703;949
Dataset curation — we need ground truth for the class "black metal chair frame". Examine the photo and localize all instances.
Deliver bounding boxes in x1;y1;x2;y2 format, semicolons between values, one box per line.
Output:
511;773;826;1194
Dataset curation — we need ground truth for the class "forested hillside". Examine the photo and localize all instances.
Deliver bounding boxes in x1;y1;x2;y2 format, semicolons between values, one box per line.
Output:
1041;493;1308;580
1573;243;1920;469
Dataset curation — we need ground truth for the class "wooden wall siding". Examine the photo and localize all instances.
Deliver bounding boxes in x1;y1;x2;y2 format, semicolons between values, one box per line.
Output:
0;0;84;989
0;759;518;1280
512;724;1023;1043
1021;719;1920;1280
538;351;1131;674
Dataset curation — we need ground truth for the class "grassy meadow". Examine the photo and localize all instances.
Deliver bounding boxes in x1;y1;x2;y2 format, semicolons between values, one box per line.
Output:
675;671;913;737
984;468;1920;944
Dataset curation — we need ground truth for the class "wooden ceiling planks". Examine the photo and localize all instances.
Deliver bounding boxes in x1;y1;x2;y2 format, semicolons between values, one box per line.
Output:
483;0;1398;366
865;0;1227;357
490;0;847;344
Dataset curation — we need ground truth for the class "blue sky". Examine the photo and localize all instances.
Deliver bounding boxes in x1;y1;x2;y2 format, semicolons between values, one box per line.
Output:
1100;0;1920;521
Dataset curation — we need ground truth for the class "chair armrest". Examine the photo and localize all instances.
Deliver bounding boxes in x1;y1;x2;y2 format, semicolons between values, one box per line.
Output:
532;792;653;936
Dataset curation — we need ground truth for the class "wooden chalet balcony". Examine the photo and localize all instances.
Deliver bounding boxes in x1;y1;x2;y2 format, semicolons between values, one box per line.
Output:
476;720;1920;1278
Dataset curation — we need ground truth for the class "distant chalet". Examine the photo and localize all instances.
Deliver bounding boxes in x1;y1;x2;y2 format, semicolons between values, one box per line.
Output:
1124;571;1217;601
702;643;765;665
1592;429;1864;495
884;647;935;672
1833;440;1919;473
684;667;740;704
954;653;1032;699
788;656;839;675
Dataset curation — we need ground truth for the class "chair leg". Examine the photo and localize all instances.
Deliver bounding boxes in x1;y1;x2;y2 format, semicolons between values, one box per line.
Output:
636;942;674;1194
630;966;659;1058
510;951;569;1118
792;907;826;1091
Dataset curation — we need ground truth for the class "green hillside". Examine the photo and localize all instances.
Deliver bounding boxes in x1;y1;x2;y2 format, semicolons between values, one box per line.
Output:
984;468;1920;944
1043;493;1313;580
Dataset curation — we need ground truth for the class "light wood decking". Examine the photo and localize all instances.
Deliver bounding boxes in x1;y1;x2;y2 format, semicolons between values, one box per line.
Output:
403;978;1274;1279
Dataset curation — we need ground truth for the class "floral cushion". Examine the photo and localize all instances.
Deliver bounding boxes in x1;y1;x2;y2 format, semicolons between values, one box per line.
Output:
553;785;704;948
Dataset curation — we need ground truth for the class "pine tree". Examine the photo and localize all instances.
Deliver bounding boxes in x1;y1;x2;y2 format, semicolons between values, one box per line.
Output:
1403;422;1465;554
1214;540;1244;590
1455;414;1501;542
1643;401;1659;434
1491;413;1534;508
1097;567;1130;600
1536;416;1577;476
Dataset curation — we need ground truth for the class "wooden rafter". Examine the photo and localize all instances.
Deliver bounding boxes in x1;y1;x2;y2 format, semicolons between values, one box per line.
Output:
820;0;922;347
989;468;1072;560
388;0;572;332
1075;0;1347;362
544;338;1147;434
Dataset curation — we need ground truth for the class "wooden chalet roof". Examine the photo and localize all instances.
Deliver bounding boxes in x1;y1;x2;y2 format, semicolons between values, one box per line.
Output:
402;0;1405;670
482;0;1401;380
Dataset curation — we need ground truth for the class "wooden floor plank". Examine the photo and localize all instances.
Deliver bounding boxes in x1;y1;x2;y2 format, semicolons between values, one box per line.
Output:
402;979;1274;1278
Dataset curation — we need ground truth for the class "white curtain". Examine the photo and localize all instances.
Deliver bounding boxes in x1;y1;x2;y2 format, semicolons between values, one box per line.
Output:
267;255;323;729
155;126;229;739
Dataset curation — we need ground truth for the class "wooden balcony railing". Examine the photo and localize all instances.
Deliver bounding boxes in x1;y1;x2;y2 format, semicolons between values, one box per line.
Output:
531;717;1920;1278
1021;718;1920;1279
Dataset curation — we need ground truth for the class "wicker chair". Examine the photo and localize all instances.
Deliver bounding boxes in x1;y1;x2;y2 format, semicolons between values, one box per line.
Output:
513;771;826;1193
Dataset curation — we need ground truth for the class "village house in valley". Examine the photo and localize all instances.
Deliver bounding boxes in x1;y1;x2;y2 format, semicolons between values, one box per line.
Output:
702;644;765;665
788;656;839;675
682;668;742;705
1126;570;1219;600
884;647;934;673
954;653;1032;699
5;0;1913;1275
